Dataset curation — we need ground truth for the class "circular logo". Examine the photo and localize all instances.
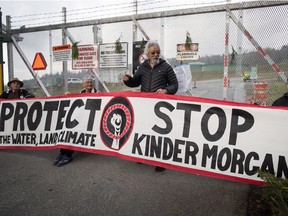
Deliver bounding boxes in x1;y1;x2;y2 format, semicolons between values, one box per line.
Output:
100;96;134;150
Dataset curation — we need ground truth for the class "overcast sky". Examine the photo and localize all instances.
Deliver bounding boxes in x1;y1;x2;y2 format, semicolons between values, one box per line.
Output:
1;0;286;84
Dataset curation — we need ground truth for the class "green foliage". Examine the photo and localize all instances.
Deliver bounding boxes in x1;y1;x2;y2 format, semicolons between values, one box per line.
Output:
115;37;122;53
230;45;237;65
258;170;288;216
185;31;192;51
72;42;79;59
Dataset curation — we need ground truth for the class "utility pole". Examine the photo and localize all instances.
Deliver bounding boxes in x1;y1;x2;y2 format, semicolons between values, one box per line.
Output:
132;0;138;43
0;8;4;94
49;30;53;95
62;7;68;93
6;15;14;81
236;7;243;76
93;25;101;91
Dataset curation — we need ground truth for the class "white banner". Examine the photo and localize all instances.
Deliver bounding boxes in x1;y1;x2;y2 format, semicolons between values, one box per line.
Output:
0;92;287;185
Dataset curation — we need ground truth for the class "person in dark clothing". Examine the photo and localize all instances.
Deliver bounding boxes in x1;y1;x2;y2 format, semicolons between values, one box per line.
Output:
54;75;97;167
272;92;288;106
123;40;178;172
0;77;34;99
123;41;178;95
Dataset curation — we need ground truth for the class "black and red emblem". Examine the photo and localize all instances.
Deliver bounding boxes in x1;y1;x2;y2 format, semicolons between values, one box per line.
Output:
100;96;134;150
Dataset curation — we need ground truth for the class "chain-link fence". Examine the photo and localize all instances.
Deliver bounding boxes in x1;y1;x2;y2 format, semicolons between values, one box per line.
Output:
6;1;288;105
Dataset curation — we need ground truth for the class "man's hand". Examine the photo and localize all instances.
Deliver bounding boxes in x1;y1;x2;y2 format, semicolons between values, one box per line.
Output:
123;74;131;81
156;88;167;94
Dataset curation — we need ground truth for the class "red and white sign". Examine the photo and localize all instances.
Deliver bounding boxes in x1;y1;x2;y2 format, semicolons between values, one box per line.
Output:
72;44;98;69
176;43;199;61
52;44;71;62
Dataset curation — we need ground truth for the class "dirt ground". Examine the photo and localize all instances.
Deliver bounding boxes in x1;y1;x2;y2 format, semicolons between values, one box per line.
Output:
247;185;271;216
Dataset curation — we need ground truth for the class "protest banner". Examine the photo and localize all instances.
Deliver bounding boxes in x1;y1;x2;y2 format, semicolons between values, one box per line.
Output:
0;92;287;185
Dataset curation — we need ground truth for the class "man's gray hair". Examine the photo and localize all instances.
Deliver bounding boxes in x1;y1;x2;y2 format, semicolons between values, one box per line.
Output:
82;75;93;82
143;40;161;56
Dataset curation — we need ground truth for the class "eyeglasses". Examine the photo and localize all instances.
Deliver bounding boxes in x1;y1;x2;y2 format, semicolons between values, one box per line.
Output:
150;51;160;55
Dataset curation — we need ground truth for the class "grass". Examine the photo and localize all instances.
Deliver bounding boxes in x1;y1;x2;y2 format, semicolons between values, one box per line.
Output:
191;64;288;106
28;63;288;106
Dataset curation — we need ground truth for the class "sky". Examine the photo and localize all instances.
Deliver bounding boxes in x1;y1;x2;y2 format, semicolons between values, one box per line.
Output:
0;0;287;84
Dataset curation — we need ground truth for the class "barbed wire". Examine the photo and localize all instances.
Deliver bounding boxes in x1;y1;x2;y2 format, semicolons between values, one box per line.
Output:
11;0;232;28
12;0;164;20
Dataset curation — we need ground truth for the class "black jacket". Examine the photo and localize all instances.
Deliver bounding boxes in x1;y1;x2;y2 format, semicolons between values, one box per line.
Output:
124;58;178;94
0;89;34;99
80;88;97;93
272;92;288;106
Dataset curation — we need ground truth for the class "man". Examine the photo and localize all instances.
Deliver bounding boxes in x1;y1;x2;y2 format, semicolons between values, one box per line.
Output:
54;75;97;167
0;77;34;99
123;40;178;94
272;92;288;106
123;40;178;172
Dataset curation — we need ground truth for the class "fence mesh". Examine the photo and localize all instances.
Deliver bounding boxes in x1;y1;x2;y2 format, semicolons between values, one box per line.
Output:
8;2;288;105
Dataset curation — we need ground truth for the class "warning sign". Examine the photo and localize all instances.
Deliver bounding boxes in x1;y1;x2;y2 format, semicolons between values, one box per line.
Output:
52;44;71;62
99;43;128;68
133;41;147;74
72;44;98;69
176;43;199;61
32;53;47;70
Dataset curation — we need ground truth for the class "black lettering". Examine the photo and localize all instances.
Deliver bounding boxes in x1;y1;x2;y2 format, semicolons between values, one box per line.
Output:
277;156;288;178
90;134;96;147
245;152;259;175
58;131;65;142
201;107;226;142
43;101;59;131
231;149;245;174
176;103;201;138
261;153;275;175
85;99;102;131
0;103;14;131
184;141;198;165
56;100;70;130
229;109;254;145
152;101;175;134
67;131;78;143
217;147;231;171
145;135;150;156
76;133;84;144
66;99;84;128
150;136;162;158
202;143;218;169
13;102;28;131
27;102;42;131
173;139;185;163
131;133;145;155
162;137;173;160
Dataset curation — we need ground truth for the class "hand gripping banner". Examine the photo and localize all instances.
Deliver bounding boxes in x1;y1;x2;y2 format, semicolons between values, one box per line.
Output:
0;92;287;185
